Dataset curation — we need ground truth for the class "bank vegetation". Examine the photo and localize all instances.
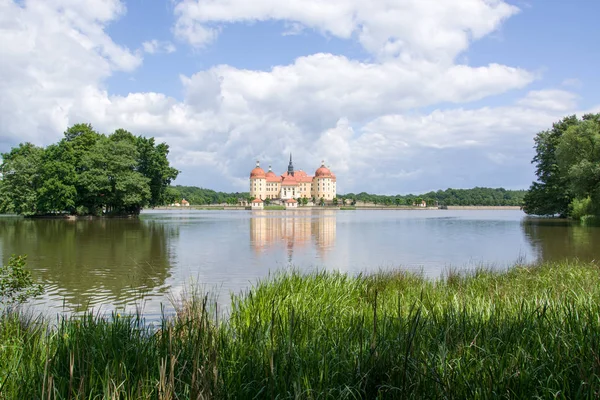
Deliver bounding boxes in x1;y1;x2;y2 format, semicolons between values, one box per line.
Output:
523;113;600;221
2;259;600;398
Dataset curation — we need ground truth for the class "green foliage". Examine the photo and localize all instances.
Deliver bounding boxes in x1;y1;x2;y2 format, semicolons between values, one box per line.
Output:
135;134;179;207
2;261;600;398
569;197;594;220
0;255;44;305
167;185;249;205
342;187;526;207
264;205;285;210
524;114;600;217
0;143;44;215
0;124;178;216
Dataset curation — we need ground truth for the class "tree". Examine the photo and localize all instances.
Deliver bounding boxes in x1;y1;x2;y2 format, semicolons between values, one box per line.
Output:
332;197;338;206
0;143;44;215
78;136;150;215
555;117;600;216
0;124;177;216
522;115;579;217
135;134;179;207
523;114;600;217
36;143;77;214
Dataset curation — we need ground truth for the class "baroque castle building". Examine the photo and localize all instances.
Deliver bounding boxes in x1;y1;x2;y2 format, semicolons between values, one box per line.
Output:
250;155;336;201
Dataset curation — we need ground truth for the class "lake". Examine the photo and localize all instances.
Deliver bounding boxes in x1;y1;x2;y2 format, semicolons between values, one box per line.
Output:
1;209;598;319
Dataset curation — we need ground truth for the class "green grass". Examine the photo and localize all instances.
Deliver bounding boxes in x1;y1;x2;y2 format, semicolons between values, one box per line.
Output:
339;206;356;210
264;205;286;210
2;260;600;398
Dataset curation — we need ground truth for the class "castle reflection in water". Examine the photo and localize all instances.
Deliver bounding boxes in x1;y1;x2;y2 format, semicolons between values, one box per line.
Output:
249;210;336;262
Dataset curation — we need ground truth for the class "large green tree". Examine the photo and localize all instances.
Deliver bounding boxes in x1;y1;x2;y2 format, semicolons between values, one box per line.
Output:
522;116;579;217
77;135;151;215
523;114;600;217
556;117;600;216
0;124;178;216
136;135;179;207
36;143;77;214
0;143;44;215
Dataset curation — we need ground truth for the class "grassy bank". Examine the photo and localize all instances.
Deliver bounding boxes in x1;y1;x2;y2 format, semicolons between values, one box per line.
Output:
2;260;600;398
264;205;286;210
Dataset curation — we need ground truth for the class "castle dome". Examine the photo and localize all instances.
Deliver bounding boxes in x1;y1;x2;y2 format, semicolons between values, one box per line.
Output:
250;160;266;178
265;164;277;178
315;160;332;177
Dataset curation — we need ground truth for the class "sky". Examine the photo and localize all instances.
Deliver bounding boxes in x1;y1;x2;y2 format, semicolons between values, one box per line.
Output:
1;0;599;195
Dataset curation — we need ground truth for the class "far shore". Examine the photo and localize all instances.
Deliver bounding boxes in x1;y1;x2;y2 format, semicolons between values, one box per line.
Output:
148;205;523;211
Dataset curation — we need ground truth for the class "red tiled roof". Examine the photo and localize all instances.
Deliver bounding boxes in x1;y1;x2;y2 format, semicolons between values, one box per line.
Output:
250;167;266;178
266;175;282;182
252;198;263;203
281;175;299;186
286;198;297;203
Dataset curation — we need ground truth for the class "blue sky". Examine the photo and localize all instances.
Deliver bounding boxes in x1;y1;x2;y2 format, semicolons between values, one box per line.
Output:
1;0;599;194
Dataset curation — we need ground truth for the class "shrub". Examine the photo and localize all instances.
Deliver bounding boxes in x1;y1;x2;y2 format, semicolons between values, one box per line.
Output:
569;197;593;220
0;255;44;305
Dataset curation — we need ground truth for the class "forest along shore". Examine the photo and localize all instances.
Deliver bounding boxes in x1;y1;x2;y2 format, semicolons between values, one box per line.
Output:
147;205;522;211
2;260;599;398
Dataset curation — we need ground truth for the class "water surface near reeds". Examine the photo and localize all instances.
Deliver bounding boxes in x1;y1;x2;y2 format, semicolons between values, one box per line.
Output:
1;209;599;319
2;261;600;399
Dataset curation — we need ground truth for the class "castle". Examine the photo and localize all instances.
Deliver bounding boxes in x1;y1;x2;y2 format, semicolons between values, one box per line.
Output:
249;155;336;201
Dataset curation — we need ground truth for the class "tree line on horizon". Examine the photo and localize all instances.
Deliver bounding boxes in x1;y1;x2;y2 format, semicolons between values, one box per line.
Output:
166;185;526;207
0;124;179;216
340;187;525;207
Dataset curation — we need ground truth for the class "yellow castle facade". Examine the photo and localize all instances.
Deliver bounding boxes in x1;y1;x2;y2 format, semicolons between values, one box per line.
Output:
249;155;337;201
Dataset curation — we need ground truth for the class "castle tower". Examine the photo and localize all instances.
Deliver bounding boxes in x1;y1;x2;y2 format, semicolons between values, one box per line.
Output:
287;153;294;176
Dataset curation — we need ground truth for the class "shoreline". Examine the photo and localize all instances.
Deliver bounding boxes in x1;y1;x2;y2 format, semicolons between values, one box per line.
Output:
148;205;523;211
2;259;598;398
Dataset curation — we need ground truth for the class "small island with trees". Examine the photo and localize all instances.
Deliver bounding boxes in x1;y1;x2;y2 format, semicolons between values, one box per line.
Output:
0;124;179;217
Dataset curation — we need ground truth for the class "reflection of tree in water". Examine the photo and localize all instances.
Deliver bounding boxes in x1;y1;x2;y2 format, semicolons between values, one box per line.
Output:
521;218;600;263
0;218;178;311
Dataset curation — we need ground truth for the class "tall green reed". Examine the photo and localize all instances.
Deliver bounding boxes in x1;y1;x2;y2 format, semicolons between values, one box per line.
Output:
1;260;599;399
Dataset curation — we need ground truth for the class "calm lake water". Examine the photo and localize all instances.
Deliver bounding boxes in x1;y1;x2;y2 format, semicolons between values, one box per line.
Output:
1;209;599;318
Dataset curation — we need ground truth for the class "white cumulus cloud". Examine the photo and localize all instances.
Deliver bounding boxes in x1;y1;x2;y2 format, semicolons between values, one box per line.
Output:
2;0;597;194
0;0;142;145
517;89;578;112
173;0;519;61
142;40;176;54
